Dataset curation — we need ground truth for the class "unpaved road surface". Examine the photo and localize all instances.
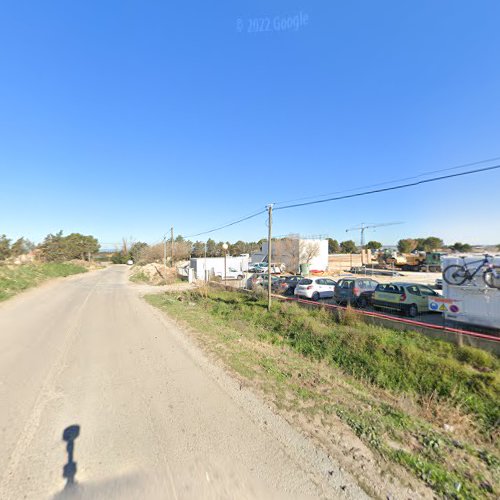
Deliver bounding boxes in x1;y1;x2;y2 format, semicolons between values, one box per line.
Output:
0;265;367;499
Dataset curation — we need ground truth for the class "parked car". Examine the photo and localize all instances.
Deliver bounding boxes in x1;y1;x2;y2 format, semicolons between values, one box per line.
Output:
272;275;302;295
248;274;264;289
249;263;267;273
215;267;245;280
294;277;337;300
248;274;280;289
261;274;282;288
333;278;379;308
372;282;440;317
249;263;284;274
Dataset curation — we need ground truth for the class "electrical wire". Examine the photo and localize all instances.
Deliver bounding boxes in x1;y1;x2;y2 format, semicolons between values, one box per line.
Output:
274;164;500;211
272;156;500;207
164;160;500;242
183;209;267;239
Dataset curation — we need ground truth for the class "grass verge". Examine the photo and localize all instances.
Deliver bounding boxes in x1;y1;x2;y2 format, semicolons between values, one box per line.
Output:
0;262;87;301
147;288;499;499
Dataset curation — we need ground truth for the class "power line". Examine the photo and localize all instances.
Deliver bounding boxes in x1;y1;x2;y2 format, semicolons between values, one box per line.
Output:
272;156;500;207
274;164;500;211
170;160;499;242
183;209;267;239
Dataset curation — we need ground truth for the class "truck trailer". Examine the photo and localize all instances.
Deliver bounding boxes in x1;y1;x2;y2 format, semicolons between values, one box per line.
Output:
384;251;446;272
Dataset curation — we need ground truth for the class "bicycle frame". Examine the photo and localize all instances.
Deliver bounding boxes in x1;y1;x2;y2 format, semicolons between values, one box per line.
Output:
459;255;494;279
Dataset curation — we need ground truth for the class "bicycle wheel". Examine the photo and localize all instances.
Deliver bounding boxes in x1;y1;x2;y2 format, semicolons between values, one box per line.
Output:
443;265;468;286
483;270;499;289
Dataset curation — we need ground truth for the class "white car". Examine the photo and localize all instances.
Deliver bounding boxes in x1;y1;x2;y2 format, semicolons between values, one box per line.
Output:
215;267;245;280
248;263;267;273
294;277;337;300
249;263;283;274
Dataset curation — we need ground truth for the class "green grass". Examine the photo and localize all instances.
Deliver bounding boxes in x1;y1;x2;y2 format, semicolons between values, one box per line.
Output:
146;288;500;498
0;262;87;301
129;270;149;283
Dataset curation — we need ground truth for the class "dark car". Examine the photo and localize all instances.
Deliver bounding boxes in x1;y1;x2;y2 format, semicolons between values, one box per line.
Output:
333;278;379;308
272;275;302;295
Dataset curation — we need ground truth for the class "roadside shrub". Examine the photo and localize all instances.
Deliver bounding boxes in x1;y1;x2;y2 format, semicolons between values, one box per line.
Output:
336;305;362;326
456;345;498;371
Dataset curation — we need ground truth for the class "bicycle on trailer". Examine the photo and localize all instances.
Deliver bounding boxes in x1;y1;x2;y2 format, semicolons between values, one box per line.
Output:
442;254;500;288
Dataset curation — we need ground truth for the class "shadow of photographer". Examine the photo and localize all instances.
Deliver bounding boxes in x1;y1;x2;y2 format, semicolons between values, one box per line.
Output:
62;425;80;489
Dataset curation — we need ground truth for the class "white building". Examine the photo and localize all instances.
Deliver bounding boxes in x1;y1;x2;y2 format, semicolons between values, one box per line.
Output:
190;256;249;280
251;238;329;273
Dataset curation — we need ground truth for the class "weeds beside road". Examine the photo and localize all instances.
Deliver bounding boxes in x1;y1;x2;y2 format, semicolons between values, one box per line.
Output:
147;288;499;499
0;262;87;302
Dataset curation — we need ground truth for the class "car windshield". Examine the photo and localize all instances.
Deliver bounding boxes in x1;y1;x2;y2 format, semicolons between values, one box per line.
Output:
339;280;354;288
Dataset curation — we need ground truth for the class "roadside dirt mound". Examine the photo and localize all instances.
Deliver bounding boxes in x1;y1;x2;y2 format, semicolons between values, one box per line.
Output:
130;263;178;285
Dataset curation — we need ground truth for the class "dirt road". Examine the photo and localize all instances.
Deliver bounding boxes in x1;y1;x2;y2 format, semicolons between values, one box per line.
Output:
0;265;366;499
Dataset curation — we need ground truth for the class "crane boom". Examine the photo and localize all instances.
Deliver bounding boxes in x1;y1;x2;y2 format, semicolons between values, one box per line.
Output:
345;222;403;247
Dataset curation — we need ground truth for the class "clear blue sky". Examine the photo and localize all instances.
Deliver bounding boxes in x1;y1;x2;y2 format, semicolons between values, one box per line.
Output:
1;0;499;247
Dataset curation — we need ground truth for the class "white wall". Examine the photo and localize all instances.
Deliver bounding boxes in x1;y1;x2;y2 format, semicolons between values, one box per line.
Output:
304;239;328;271
255;239;329;272
190;256;249;280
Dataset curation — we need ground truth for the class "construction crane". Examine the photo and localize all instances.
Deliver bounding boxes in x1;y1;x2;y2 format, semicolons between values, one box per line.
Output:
345;222;404;248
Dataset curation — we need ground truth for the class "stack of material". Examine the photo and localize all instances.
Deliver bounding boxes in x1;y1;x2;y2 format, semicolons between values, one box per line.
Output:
130;264;178;285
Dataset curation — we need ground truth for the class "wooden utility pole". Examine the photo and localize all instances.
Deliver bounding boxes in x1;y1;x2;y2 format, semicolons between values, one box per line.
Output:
170;226;174;267
163;236;167;270
267;204;273;311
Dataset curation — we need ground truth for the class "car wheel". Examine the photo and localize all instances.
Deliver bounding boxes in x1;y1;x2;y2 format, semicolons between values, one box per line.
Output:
357;296;368;308
407;304;418;318
237;275;244;280
312;292;320;301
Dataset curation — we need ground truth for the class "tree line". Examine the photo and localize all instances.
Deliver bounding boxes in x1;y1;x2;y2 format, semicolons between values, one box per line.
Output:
0;231;99;262
327;238;380;254
114;237;264;264
2;230;498;265
332;236;491;255
124;236;375;265
0;235;35;260
118;234;500;265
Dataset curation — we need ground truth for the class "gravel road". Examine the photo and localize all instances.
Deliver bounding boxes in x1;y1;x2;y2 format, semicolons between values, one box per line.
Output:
0;265;367;499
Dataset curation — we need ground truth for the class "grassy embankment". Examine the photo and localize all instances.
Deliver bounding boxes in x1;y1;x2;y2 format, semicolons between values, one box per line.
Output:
0;262;87;301
147;288;499;499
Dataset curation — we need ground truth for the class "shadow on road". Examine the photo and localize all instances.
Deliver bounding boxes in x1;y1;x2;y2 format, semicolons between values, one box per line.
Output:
62;425;80;488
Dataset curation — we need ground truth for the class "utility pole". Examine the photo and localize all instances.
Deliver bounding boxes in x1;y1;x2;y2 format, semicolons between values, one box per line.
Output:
204;241;208;282
170;226;174;268
267;204;273;311
163;236;167;270
222;243;229;285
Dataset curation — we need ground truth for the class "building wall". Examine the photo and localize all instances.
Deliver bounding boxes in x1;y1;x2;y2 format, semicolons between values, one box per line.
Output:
255;239;329;272
190;256;249;280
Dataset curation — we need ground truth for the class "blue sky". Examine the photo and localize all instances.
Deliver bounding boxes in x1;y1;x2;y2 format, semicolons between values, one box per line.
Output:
1;0;499;247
